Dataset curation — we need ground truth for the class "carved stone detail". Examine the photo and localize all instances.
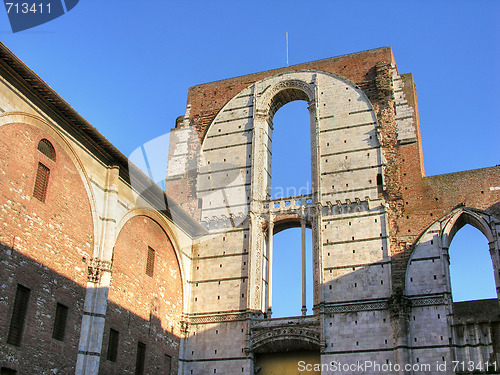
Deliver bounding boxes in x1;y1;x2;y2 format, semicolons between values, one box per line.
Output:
188;312;248;324
323;301;389;313
251;317;321;353
87;258;112;283
257;79;315;114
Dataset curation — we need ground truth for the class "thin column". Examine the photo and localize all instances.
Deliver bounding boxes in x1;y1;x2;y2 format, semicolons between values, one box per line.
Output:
76;166;118;375
267;217;274;317
488;241;500;302
301;213;307;316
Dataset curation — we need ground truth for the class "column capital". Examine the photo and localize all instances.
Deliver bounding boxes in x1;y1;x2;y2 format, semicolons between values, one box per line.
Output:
268;213;275;226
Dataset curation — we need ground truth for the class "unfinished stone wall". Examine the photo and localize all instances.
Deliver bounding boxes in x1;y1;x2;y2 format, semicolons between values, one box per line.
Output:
1;40;499;374
179;47;500;375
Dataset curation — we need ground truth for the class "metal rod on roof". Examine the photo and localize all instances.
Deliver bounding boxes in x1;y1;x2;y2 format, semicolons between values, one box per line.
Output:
286;31;289;67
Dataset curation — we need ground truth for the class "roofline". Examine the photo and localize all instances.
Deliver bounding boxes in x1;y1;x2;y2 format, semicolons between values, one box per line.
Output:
0;41;129;169
0;41;205;238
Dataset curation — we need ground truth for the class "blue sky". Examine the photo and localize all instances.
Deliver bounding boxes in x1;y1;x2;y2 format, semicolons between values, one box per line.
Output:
1;0;498;316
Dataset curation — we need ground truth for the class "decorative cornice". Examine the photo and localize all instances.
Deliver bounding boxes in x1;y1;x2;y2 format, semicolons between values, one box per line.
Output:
187;311;249;324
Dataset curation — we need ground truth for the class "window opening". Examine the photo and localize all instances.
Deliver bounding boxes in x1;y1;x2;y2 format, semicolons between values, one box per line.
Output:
270;100;311;199
1;368;17;375
33;162;50;202
270;227;313;318
376;173;383;196
135;341;146;375
449;224;496;301
146;246;155;277
52;302;68;341
7;284;31;346
164;354;172;374
107;328;119;362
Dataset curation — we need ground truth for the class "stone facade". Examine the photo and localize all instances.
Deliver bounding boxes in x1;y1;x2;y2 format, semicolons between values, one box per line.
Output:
171;47;500;375
0;42;499;375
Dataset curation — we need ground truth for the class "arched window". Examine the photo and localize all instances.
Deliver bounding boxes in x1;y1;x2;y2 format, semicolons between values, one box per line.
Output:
33;163;50;202
266;98;314;318
449;223;496;302
33;139;55;202
37;138;56;161
270;100;311;198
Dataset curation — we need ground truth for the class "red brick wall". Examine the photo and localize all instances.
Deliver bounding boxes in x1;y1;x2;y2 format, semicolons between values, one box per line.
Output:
101;215;182;374
0;122;94;373
400;165;500;238
185;47;395;141
392;136;500;290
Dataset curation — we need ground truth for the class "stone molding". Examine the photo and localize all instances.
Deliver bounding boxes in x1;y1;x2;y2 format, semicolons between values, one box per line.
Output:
320;295;447;314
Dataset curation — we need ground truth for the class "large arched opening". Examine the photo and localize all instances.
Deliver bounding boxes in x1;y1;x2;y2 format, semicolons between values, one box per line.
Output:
449;224;496;302
270;225;313;318
269;99;311;199
265;94;315;319
444;210;500;369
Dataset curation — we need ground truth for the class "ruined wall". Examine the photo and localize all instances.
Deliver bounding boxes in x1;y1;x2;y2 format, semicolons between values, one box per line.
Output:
177;50;401;374
179;46;500;375
184;47;395;141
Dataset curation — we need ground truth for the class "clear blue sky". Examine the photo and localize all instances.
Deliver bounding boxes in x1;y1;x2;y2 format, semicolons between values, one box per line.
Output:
1;0;498;315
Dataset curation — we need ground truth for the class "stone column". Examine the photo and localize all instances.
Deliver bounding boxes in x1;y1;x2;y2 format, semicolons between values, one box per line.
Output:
301;211;307;316
246;88;271;312
389;295;411;375
75;166;118;375
267;216;274;317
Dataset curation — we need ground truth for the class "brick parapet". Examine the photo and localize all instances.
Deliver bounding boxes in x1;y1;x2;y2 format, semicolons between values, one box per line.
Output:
184;47;395;142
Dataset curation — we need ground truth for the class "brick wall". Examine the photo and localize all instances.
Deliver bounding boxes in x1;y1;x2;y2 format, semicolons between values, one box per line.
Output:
100;215;182;374
0;122;93;373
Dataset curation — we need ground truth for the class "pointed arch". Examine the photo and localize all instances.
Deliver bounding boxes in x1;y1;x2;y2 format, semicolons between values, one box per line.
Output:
114;208;187;311
441;208;495;248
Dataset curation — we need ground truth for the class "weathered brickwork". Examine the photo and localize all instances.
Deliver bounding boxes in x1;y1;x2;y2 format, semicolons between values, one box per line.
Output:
175;47;500;374
1;41;499;375
100;215;182;374
0;42;193;375
0;122;94;285
186;47;395;142
0;121;93;373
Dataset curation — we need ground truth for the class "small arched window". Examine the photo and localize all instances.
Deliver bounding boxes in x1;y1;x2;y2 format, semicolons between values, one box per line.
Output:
37;139;56;161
